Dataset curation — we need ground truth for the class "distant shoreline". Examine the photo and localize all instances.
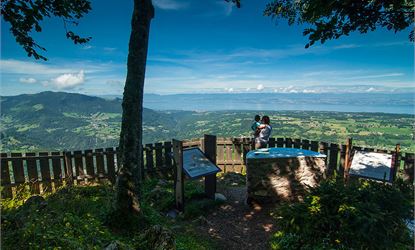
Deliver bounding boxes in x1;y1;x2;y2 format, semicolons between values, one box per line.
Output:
2;91;413;115
142;93;414;115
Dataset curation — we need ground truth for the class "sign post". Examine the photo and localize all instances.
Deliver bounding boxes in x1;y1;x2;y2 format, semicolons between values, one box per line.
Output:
203;134;217;199
172;135;221;212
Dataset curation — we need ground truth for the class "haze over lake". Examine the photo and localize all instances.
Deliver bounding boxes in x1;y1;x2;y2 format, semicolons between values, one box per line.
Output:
140;93;414;114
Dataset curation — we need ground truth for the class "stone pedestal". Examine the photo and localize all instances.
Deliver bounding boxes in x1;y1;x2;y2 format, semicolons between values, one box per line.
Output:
246;148;326;203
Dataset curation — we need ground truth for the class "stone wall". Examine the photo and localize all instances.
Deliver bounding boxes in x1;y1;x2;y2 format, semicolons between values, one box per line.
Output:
246;156;326;203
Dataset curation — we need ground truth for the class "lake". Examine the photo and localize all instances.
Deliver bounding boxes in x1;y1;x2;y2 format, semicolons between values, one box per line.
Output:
143;93;414;114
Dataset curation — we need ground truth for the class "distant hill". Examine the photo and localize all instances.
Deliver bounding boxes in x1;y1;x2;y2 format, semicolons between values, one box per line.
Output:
0;91;177;151
1;91;414;152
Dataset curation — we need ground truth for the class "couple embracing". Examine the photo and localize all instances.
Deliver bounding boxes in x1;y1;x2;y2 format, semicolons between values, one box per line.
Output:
251;115;272;149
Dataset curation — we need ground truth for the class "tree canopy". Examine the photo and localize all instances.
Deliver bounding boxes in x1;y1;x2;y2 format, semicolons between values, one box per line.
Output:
263;0;414;48
1;0;92;60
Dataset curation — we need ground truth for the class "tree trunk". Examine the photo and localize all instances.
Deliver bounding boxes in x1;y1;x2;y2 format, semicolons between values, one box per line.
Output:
114;0;154;216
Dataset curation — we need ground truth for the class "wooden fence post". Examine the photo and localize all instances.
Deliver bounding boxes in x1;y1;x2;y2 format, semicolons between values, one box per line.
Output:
164;141;173;168
268;137;276;148
276;138;284;147
145;144;154;173
105;148;116;184
51;151;63;188
173;139;184;212
64;151;74;186
242;138;252;165
293;139;301;149
319;142;329;165
402;153;414;183
328;143;339;176
155;142;163;169
11;153;25;186
39;152;52;193
285;138;293;148
310;141;319;152
1;153;12;198
95;149;105;179
84;150;94;180
301;139;310;150
26;152;40;194
391;144;400;182
204;134;217;199
344;138;353;180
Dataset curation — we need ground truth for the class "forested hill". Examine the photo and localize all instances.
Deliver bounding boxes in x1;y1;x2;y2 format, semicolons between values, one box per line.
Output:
1;91;414;152
0;91;177;151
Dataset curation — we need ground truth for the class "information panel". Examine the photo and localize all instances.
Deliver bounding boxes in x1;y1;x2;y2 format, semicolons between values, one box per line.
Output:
349;151;393;182
183;148;221;179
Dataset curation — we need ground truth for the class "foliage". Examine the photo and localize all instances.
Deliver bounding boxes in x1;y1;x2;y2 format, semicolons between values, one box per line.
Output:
2;185;115;249
2;179;219;249
270;177;414;249
263;0;414;48
1;0;91;60
142;178;222;219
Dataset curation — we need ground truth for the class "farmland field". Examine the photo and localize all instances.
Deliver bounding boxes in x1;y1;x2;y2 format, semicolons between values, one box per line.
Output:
1;92;413;152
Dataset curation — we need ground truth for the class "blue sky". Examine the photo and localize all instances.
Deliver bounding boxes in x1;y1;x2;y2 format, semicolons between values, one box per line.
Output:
1;0;414;96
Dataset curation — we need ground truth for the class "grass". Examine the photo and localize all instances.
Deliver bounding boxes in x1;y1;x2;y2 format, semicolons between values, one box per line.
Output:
2;178;220;249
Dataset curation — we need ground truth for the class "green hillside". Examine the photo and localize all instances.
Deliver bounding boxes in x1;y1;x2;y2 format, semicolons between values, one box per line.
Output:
0;92;176;151
1;92;413;152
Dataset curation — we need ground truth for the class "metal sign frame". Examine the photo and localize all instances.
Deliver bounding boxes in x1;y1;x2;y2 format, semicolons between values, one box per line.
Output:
173;134;219;212
182;147;221;179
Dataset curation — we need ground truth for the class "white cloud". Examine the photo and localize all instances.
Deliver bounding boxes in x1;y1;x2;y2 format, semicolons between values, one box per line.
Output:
19;77;37;84
153;0;189;10
333;44;361;49
345;73;404;80
50;70;85;89
103;47;117;52
302;89;317;93
1;59;72;75
0;59;117;75
82;45;93;50
256;84;264;91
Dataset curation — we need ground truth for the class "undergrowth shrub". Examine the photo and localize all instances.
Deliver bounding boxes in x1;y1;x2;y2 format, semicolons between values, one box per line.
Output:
2;185;115;249
2;178;219;249
270;177;414;250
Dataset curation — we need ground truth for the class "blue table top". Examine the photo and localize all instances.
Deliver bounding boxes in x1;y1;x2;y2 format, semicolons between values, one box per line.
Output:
246;147;327;159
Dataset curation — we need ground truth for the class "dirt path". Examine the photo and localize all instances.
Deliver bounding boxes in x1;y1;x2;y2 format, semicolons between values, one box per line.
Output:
195;186;277;250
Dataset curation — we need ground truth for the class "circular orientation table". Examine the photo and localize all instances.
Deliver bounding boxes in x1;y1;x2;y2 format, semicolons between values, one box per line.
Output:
246;147;327;203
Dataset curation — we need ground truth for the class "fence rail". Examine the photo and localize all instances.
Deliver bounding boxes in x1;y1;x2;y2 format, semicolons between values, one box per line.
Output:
1;137;413;198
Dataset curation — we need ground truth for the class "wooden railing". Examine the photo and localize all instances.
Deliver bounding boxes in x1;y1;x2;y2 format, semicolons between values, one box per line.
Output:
1;137;413;198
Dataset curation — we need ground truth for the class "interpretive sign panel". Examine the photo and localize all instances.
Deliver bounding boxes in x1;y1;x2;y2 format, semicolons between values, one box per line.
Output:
349;151;393;182
183;148;221;179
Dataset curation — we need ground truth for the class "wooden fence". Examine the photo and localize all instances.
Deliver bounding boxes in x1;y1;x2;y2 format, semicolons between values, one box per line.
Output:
1;137;413;198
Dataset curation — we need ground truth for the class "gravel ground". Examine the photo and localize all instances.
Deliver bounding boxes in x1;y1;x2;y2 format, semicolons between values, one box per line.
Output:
195;185;278;250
